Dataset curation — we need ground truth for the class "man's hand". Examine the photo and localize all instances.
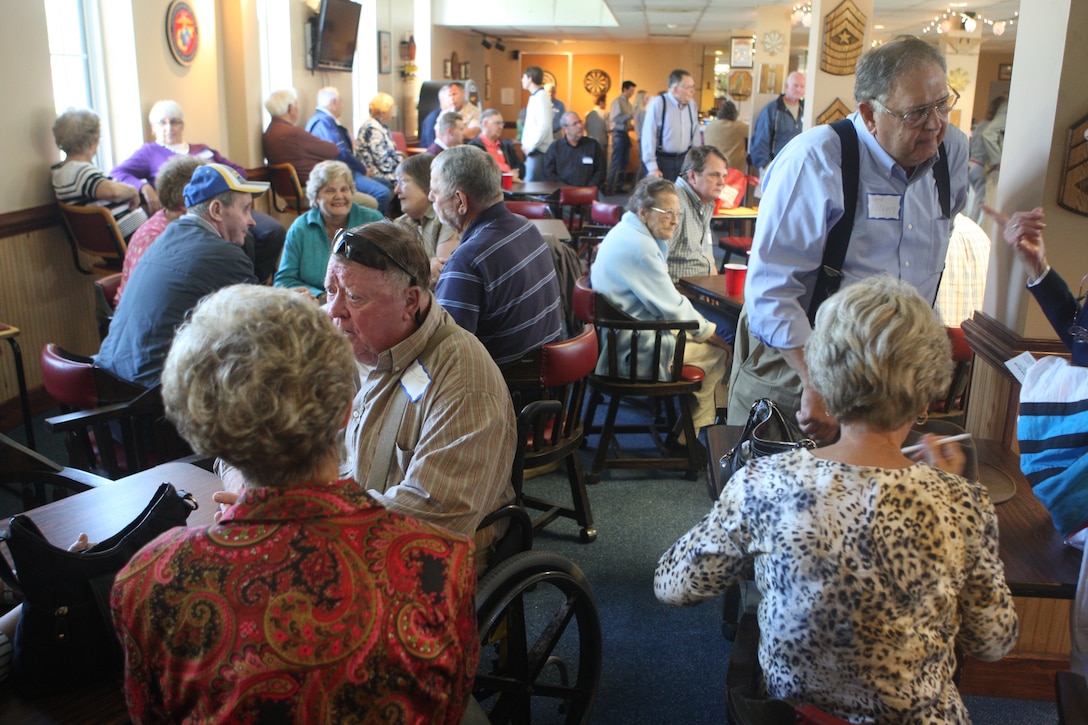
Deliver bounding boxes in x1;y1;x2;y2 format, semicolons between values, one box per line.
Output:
981;204;1048;280
797;387;838;445
649;168;663;178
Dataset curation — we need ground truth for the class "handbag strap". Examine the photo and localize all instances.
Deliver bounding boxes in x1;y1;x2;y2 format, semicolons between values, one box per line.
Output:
0;535;22;594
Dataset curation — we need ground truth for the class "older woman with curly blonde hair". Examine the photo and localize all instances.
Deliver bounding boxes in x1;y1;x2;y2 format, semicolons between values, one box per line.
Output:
274;159;383;298
111;285;479;723
656;275;1018;723
355;92;403;183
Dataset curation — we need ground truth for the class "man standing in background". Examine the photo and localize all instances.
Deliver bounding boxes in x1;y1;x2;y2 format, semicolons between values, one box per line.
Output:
749;72;806;172
520;67;553;182
606;80;637;194
641;69;699;182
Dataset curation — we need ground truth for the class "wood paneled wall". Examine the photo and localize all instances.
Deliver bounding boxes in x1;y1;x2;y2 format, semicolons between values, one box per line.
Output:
0;206;100;429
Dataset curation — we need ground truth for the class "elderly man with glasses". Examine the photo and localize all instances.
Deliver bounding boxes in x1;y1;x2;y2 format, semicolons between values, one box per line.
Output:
728;36;968;445
641;69;699;182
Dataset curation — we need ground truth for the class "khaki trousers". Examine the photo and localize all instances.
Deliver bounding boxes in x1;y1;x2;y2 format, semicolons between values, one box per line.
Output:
726;307;803;426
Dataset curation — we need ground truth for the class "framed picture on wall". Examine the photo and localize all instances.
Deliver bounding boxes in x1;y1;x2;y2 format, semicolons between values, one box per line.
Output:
378;31;392;74
998;63;1013;81
443;59;452;79
731;37;754;69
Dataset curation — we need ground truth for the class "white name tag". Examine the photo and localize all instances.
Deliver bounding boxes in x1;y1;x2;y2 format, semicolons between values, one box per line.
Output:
195;148;215;160
582;156;594;165
867;193;902;220
399;359;431;402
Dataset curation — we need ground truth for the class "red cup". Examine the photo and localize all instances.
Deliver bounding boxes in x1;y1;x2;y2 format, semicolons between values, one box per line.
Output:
501;172;514;191
723;263;747;297
714;198;724;215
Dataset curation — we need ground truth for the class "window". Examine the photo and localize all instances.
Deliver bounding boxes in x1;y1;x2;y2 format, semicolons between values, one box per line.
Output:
257;0;294;128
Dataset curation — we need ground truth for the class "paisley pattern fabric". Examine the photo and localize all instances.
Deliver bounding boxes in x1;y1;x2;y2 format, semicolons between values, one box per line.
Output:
655;449;1018;724
111;479;477;724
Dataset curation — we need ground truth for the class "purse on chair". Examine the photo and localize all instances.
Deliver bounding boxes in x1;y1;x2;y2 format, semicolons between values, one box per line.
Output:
714;398;816;499
0;483;197;696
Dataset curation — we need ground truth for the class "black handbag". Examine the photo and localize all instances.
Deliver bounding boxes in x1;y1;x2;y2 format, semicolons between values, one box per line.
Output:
713;398;816;499
0;482;197;697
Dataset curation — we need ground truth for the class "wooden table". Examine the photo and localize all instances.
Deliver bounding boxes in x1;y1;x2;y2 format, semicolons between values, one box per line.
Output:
678;275;743;316
712;205;758;238
530;218;572;244
0;462;224;723
706;425;1081;700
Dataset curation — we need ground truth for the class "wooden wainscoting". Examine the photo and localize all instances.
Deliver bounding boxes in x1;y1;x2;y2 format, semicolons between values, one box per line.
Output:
0;204;100;431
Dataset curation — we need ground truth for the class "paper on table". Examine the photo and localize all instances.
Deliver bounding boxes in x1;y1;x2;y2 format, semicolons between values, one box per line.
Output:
1005;351;1037;385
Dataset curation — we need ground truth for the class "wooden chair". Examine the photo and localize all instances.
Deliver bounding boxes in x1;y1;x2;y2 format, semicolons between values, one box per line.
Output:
0;432;108;517
576;200;622;261
506;200;554;220
391;131;408;154
39;343;189;479
574;276;705;483
267;163;307;215
929;327;974;425
719;236;754;268
503;324;599;542
93;272;122;341
558;186;598;232
57;201;127;275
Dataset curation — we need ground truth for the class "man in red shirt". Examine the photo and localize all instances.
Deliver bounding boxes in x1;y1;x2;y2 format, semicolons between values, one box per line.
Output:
468;109;524;180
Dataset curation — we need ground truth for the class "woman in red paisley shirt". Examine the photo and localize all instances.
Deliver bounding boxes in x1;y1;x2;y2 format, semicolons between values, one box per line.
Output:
110;285;478;724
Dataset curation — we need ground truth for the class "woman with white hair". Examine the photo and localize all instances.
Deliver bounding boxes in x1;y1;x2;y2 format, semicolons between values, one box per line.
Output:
274;160;383;298
656;275;1018;723
111;285;478;723
354;92;403;183
51;107;145;239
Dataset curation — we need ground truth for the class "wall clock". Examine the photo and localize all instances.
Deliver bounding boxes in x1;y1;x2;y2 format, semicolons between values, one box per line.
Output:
583;69;611;95
762;30;784;56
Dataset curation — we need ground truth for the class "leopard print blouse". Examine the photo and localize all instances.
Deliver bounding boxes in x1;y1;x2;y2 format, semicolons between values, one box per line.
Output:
655;448;1019;724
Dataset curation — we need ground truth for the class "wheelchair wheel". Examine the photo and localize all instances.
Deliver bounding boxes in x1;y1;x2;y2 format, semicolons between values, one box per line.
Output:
475;550;601;724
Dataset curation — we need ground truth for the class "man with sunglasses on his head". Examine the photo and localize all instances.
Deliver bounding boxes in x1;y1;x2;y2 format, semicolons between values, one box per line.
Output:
728;36;968;445
322;221;516;568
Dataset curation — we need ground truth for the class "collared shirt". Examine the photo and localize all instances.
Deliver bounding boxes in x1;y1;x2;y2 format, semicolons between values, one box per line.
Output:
543;136;606;187
345;296;517;550
747;112;968;350
478;135;512;172
112;479;479;724
640;91;698;173
667;176;717;281
934;213;991;327
395;206;456;259
435;202;563;366
521;88;553;155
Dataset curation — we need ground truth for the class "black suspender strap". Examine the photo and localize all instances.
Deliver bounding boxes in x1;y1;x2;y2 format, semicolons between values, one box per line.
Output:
656;92;697;153
808;119;860;325
934;144;950;218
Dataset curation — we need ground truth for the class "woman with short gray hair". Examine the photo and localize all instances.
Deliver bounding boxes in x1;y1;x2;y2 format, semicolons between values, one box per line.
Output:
657;275;1018;723
51;107;145;238
274;160;383;298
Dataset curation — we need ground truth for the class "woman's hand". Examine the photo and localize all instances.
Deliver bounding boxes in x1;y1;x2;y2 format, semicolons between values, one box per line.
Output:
141;184;163;214
212;491;240;523
981;204;1048;280
909;433;966;476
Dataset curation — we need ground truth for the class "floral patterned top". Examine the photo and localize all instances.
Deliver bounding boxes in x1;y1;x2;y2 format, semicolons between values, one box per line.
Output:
655;449;1018;724
111;479;478;724
355;117;402;182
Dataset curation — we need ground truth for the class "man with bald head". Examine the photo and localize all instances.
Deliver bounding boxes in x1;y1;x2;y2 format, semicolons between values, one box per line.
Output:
750;71;806;170
544;111;606;188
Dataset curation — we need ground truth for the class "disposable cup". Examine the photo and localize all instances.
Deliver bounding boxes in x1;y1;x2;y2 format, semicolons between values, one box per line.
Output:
723;263;747;297
501;173;514;191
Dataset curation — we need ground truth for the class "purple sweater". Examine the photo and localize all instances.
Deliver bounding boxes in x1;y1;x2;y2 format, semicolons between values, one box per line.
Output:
111;143;247;189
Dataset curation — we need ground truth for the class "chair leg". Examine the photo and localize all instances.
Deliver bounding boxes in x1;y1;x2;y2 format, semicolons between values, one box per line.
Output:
5;337;35;450
679;393;702;481
565;450;596;542
588;395;622;485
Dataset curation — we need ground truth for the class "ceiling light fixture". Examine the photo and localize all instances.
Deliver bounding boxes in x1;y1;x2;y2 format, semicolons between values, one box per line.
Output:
495;38;505;51
480;37;492;49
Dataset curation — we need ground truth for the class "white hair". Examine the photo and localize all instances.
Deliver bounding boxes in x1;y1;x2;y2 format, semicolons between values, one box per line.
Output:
148;99;184;125
265;88;298;117
316;86;340;109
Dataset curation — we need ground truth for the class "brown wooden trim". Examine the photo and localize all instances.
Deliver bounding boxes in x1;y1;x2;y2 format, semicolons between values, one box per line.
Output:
963;311;1070;385
959;651;1070;701
0;204;62;240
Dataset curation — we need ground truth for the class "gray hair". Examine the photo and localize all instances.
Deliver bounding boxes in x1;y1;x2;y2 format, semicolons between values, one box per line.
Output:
53;108;100;155
716;100;738;121
431;144;502;208
187;190;244;219
316;86;339;109
560;111;581;128
163;285;356;489
396;153;435;194
335;220;432;291
681;145;728;176
480;108;503;124
265;88;298;117
156;155;205;212
806;275;952;430
627;176;677;214
305;160;354;205
668;69;692;88
148;99;184;125
437;111;463;136
854;36;946;104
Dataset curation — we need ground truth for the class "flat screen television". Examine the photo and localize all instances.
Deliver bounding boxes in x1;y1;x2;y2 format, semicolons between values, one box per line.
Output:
312;0;361;72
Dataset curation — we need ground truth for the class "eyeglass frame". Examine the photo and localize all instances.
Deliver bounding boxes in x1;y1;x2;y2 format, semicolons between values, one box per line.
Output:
332;228;419;288
649;207;684;221
869;88;960;129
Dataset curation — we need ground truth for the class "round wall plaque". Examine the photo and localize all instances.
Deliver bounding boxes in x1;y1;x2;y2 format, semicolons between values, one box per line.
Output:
166;0;199;66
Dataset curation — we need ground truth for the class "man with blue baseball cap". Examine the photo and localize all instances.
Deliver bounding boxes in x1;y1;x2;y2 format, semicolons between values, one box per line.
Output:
96;164;269;387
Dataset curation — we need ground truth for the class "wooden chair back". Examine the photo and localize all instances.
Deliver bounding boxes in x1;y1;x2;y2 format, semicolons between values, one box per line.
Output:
93;272;122;340
57;202;127;275
267;163;307;215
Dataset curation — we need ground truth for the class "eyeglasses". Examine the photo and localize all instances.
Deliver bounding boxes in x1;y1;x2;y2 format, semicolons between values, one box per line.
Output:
332;228;418;287
156;118;183;126
871;89;959;129
650;207;683;221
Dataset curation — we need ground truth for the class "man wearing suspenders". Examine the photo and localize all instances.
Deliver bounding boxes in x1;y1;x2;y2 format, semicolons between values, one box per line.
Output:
728;37;968;445
640;69;699;182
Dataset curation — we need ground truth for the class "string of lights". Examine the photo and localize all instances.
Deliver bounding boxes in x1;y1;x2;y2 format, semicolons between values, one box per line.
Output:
920;7;1019;36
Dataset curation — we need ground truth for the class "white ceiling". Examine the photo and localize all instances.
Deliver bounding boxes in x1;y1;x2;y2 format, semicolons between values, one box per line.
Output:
443;0;1021;53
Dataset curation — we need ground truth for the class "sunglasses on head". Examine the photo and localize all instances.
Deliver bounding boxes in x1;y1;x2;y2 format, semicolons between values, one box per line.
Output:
332;228;418;287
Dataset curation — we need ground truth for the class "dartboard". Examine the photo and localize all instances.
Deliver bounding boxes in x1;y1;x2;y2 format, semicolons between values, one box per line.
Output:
583;69;611;95
542;71;557;89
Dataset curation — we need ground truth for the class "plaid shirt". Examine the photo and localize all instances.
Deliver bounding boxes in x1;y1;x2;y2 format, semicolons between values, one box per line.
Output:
666;176;717;281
